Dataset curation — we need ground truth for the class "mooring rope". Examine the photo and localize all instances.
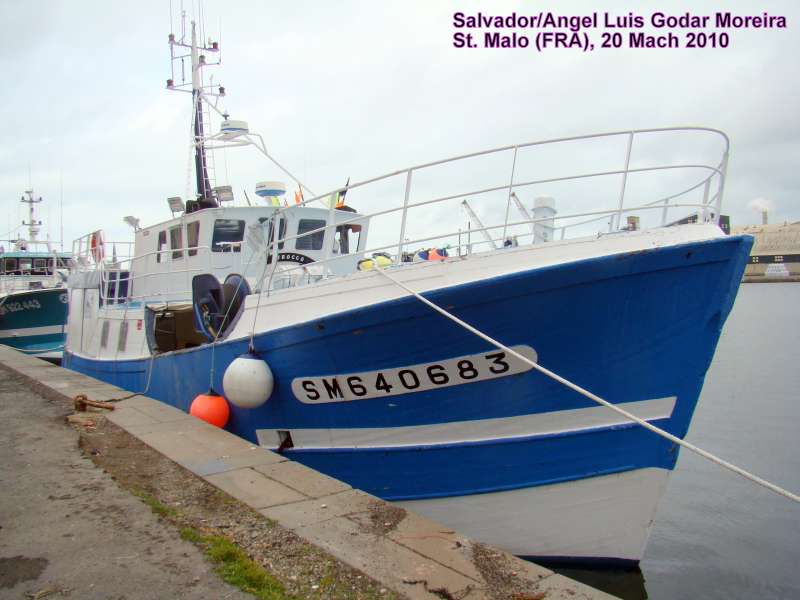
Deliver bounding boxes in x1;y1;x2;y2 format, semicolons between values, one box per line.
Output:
373;266;800;504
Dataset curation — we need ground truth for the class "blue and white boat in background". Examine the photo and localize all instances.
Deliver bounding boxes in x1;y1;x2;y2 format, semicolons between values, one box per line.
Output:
0;190;72;358
63;18;753;565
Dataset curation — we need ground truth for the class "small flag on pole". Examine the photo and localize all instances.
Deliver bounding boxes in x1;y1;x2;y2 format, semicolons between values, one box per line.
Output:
328;177;350;208
329;177;350;208
338;177;350;208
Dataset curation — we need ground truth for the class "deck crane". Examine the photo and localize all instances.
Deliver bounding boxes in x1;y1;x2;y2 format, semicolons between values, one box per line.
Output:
461;200;498;250
510;192;537;237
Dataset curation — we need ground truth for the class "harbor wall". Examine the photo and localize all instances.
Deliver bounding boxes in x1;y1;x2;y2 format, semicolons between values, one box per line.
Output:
731;221;800;282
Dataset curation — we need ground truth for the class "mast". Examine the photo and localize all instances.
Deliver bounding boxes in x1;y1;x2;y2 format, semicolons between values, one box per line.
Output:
59;171;64;251
164;12;316;209
190;22;213;206
20;190;42;244
167;15;221;210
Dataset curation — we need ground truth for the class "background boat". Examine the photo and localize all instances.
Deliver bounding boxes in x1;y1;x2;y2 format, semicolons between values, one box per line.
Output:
0;190;72;358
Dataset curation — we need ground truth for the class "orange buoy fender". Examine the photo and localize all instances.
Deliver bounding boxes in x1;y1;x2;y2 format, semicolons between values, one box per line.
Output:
190;391;230;428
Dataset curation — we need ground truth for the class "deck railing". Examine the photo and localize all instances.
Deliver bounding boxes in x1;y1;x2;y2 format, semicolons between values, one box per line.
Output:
257;127;729;291
72;127;730;307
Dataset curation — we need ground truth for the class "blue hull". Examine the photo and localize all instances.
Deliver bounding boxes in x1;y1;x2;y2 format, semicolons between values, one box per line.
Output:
0;288;68;356
64;236;751;501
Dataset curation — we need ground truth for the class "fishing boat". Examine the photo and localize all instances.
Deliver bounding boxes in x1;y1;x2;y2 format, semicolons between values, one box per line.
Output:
62;18;753;565
0;190;72;358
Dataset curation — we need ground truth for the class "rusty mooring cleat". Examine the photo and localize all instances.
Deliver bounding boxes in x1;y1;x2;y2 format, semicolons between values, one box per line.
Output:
73;394;115;412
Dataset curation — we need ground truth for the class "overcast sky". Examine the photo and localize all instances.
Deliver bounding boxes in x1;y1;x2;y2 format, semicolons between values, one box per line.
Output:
0;0;797;250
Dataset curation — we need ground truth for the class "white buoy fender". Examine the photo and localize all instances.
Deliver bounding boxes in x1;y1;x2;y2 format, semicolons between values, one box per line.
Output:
222;353;274;408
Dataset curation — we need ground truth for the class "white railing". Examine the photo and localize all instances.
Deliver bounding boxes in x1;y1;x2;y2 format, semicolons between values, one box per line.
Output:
70;127;730;306
257;127;729;291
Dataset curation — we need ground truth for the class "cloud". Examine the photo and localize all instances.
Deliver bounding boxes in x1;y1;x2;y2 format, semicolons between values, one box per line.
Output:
747;197;776;213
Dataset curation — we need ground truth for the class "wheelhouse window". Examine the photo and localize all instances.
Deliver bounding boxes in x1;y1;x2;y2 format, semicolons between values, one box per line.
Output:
263;216;286;250
334;224;362;255
296;219;326;251
170;226;183;259
187;221;200;257
212;219;245;253
19;259;32;272
33;258;48;274
156;231;167;263
2;258;18;274
350;226;362;252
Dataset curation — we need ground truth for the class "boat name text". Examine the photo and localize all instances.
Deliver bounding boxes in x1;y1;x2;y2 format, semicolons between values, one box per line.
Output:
292;345;537;403
266;252;316;265
0;298;42;316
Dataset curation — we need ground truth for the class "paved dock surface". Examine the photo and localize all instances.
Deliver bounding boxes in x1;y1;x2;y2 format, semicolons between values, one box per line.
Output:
0;371;253;600
0;346;618;599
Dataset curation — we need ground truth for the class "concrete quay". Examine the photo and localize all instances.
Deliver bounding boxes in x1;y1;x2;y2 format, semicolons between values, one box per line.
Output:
0;344;618;600
0;356;254;599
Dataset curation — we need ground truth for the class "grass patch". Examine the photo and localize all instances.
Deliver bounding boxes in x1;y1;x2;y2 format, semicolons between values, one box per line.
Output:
179;527;204;544
132;489;179;518
318;566;337;594
134;491;291;599
180;526;293;600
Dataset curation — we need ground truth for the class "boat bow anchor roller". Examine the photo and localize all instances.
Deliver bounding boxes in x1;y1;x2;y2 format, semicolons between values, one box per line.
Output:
63;13;756;565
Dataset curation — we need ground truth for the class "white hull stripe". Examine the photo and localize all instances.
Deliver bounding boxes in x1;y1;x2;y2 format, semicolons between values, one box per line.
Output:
256;396;676;449
0;324;64;339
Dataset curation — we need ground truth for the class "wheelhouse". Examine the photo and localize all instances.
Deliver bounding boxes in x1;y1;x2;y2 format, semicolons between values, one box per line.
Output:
126;203;369;302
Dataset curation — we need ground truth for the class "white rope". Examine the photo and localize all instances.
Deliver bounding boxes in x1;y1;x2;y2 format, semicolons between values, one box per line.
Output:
373;266;800;504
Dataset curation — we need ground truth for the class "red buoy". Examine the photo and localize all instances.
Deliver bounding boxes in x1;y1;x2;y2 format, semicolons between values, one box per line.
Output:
190;392;230;428
428;248;446;261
